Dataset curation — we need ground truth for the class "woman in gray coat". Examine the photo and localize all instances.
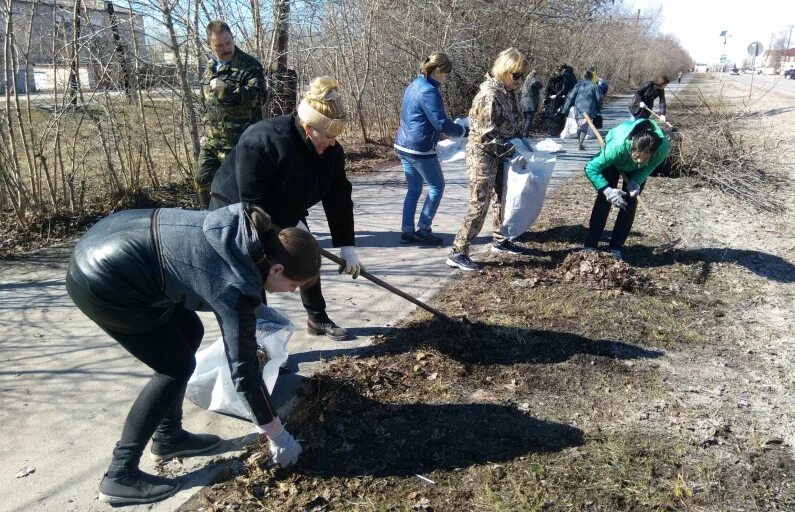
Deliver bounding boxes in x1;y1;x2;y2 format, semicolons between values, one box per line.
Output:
562;70;603;150
520;69;542;137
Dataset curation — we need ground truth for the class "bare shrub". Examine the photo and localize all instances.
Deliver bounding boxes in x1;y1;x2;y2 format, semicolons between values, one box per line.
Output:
661;87;788;213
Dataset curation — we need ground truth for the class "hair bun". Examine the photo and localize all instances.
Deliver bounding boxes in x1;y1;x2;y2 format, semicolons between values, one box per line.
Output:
306;76;340;102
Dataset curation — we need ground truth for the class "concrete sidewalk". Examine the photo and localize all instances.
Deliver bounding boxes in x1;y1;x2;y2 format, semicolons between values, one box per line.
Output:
0;85;683;512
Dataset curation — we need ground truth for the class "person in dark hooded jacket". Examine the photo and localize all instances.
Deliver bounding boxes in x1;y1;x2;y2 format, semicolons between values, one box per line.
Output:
563;70;603;150
66;203;320;505
629;75;669;122
542;64;577;136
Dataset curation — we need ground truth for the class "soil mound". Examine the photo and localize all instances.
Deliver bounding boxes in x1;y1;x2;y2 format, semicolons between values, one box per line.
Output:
554;251;654;292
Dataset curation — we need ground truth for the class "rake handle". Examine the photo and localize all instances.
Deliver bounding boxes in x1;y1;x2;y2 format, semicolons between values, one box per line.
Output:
319;248;455;323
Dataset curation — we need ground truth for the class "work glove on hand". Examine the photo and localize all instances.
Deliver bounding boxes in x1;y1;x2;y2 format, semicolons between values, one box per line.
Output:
549;94;557;99
257;418;302;468
294;220;310;233
638;101;646;109
339;246;364;279
209;78;225;93
603;187;628;209
627;180;641;198
658;114;667;124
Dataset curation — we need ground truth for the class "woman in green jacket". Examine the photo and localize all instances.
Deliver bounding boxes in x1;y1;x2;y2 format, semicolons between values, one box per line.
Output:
583;119;669;259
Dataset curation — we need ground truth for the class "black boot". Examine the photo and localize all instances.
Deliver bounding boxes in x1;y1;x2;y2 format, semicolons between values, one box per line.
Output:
578;130;586;150
99;469;179;505
150;430;222;461
307;315;349;340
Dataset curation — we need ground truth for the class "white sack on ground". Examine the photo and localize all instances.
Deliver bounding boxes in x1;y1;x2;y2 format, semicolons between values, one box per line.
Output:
501;137;556;239
186;306;293;421
534;138;563;152
560;107;579;139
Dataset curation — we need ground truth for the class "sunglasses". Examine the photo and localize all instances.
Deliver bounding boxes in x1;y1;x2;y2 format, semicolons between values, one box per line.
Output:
511;72;525;81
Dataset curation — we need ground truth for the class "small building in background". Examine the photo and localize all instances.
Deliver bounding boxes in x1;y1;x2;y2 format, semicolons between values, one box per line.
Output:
760;48;795;73
0;0;146;93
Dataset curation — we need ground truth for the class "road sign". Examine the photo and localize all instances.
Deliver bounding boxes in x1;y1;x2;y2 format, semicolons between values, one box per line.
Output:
720;55;727;64
748;42;764;57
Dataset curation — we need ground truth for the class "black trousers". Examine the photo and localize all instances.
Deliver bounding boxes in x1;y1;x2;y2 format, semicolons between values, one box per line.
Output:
105;307;203;476
522;111;536;138
299;278;327;322
584;166;646;250
68;271;205;477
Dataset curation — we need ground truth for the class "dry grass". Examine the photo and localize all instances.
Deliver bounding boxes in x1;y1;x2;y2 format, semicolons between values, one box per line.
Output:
179;176;795;512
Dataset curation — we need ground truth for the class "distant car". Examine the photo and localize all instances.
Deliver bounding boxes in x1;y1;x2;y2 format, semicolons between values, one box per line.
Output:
784;69;795;80
730;67;740;75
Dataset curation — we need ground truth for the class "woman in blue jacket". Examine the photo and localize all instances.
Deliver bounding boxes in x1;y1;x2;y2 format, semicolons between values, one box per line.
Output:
394;52;468;245
66;204;319;505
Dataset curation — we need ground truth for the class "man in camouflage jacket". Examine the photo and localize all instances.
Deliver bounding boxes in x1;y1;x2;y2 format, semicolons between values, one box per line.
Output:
195;21;265;208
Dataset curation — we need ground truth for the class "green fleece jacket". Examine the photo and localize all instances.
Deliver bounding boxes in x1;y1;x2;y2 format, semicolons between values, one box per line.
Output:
584;119;669;191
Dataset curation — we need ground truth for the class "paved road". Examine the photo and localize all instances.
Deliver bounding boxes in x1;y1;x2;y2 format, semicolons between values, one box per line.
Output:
0;82;682;512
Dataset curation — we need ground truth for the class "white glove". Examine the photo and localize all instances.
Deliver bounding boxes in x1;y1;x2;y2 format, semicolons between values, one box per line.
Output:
549;94;557;99
658;115;666;124
295;220;310;233
627;180;641;198
639;101;646;109
339;246;363;279
209;78;225;93
603;187;628;209
268;428;302;468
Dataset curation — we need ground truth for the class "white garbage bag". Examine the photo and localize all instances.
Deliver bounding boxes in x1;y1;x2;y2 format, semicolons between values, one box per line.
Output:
186;306;293;421
501;138;557;239
437;116;469;163
534;138;563;152
560;107;578;139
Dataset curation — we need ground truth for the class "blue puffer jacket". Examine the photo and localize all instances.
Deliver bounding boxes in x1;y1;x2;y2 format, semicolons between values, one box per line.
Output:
563;79;603;120
394;74;466;157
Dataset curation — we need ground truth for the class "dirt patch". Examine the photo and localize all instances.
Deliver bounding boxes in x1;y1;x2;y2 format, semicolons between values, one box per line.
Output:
342;138;398;175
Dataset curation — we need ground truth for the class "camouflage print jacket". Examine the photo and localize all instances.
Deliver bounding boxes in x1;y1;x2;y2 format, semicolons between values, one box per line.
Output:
201;46;265;148
467;75;523;157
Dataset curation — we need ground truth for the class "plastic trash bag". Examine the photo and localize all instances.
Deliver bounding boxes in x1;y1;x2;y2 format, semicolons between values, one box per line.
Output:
534;138;563;152
437;116;469;163
560;107;578;139
186;306;294;421
501;137;557;239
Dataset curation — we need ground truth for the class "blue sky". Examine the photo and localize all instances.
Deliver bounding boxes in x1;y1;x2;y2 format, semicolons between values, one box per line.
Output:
624;0;795;65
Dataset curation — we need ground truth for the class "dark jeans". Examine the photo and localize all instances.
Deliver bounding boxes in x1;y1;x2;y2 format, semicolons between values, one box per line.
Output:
522;111;536;137
584;167;646;250
100;307;204;477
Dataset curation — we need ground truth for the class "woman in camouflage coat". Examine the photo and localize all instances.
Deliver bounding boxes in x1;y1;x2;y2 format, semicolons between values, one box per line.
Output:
447;48;530;271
